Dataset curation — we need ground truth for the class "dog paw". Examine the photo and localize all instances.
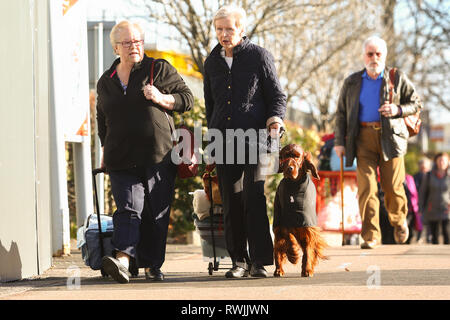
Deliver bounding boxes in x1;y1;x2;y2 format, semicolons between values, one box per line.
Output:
274;270;284;277
301;271;313;277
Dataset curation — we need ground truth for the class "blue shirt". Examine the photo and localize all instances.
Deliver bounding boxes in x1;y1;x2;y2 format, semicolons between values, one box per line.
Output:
358;70;384;122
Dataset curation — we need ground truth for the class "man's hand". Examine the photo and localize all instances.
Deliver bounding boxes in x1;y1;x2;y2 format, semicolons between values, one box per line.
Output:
378;101;400;118
334;145;345;158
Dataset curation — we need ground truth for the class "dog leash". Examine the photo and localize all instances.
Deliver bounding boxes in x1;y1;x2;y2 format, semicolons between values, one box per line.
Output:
267;126;285;153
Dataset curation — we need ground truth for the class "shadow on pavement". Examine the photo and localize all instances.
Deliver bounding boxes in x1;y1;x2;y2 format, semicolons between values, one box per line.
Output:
4;268;449;293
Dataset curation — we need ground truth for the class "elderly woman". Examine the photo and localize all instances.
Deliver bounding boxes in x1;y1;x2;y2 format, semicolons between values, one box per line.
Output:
97;21;193;283
419;152;450;244
203;5;286;278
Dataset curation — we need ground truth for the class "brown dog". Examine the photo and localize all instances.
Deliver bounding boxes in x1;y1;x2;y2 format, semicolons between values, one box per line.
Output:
273;144;328;277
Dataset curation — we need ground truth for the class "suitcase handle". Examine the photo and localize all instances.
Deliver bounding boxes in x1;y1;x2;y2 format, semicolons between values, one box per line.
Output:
93;167;106;176
92;168;106;258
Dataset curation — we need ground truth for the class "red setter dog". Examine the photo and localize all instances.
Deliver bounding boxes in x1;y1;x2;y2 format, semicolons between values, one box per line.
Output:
273;144;328;277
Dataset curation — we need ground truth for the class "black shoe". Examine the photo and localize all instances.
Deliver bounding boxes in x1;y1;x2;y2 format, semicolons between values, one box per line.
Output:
250;264;268;278
145;268;164;281
225;266;248;278
129;257;139;278
102;256;130;284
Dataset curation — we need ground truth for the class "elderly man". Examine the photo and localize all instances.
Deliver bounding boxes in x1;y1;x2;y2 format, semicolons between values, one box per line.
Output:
334;36;422;249
203;5;286;277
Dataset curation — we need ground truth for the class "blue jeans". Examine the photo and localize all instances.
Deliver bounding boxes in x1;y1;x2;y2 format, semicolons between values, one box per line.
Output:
109;162;176;268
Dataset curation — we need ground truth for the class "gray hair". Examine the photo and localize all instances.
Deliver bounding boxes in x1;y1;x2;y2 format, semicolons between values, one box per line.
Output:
213;4;247;31
362;36;387;55
110;20;144;53
419;157;431;166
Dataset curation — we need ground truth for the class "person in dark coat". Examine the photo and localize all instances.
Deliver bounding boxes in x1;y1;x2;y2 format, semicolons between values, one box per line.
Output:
414;157;432;242
96;21;193;283
419;152;450;244
414;157;432;190
203;5;286;278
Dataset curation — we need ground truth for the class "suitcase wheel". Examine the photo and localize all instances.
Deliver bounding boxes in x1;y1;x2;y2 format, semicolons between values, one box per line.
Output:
208;262;213;275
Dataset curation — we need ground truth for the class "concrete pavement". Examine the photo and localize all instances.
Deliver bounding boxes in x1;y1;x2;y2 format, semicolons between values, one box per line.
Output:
1;239;450;301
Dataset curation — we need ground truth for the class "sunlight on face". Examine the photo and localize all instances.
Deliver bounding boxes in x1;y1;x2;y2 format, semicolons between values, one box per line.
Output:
215;16;244;54
363;42;386;76
115;26;144;64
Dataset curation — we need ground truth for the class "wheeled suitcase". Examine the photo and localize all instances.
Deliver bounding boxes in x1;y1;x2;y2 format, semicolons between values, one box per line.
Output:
198;173;231;275
77;168;113;276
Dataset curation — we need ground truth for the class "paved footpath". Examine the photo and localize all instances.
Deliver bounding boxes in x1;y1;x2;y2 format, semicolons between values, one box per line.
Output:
1;243;450;301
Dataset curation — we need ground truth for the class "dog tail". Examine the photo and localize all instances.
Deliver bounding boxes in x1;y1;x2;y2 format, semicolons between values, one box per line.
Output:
286;232;301;264
306;227;329;262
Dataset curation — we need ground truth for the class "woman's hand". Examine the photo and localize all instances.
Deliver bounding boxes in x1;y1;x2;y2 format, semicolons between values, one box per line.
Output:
268;122;281;138
143;84;163;104
142;84;175;110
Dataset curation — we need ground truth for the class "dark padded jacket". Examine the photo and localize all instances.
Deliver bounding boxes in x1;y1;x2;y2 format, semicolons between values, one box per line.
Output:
203;37;286;132
273;174;317;228
96;54;193;171
334;67;422;166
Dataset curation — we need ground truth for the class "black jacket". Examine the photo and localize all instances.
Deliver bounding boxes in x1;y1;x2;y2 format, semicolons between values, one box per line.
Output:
96;55;194;171
203;37;286;132
273;175;317;228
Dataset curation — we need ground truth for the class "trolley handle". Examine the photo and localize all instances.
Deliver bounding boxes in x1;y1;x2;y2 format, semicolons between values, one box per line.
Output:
92;167;106;258
93;167;107;176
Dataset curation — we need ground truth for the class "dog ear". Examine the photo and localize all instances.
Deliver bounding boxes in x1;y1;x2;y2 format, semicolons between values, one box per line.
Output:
278;145;290;173
278;157;284;173
304;152;320;180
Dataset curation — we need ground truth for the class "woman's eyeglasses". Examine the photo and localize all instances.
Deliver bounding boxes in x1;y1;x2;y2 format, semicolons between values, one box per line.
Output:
117;40;144;48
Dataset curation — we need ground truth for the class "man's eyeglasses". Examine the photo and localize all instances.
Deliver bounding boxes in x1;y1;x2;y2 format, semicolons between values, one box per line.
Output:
117;40;144;48
366;52;382;58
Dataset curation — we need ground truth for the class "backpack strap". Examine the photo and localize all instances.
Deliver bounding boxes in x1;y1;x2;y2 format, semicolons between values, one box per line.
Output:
388;68;397;104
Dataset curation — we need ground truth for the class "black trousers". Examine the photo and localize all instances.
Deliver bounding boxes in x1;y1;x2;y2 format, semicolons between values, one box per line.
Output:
108;161;176;268
216;163;274;266
429;220;449;244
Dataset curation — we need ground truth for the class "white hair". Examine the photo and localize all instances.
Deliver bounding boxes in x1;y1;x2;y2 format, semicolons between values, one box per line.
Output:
362;36;387;55
110;20;144;53
213;4;247;31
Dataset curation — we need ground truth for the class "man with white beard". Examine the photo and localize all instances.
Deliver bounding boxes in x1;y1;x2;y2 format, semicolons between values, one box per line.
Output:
333;36;422;249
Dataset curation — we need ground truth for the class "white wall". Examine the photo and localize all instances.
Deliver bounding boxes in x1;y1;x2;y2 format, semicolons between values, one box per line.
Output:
0;0;52;282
